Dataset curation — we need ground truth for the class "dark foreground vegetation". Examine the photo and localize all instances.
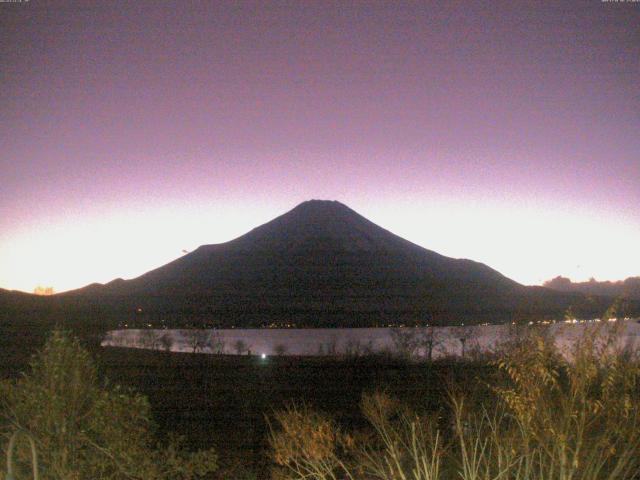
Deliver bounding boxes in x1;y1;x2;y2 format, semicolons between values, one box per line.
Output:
1;323;639;479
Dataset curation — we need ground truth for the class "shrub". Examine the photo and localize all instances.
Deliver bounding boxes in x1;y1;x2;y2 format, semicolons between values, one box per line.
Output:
274;344;288;356
490;322;640;480
356;392;442;480
269;322;640;480
270;393;442;480
269;403;354;480
389;328;419;359
0;330;217;480
234;340;247;355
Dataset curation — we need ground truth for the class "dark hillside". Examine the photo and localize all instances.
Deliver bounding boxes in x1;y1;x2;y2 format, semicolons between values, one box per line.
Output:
51;200;625;327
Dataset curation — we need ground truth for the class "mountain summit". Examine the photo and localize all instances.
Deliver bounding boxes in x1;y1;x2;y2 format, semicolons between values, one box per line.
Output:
210;199;457;257
62;200;603;327
238;199;396;252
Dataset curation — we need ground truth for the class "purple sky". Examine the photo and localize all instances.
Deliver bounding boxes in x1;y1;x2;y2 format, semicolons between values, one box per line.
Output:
1;1;639;293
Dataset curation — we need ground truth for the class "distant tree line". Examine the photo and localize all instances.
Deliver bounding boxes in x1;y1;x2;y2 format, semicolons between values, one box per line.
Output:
545;275;640;301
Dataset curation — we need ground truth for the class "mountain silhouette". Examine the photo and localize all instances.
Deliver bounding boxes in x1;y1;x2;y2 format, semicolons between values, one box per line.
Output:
54;200;618;327
544;276;640;301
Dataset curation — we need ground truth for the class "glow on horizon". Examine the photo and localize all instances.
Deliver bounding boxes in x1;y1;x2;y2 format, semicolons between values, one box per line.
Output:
2;3;638;294
1;198;638;294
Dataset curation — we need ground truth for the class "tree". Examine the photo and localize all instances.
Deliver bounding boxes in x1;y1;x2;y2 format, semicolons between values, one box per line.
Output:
451;325;475;359
0;330;217;480
417;326;443;362
139;329;162;350
234;339;247;355
209;331;226;354
344;338;373;357
274;343;288;356
182;330;211;353
389;327;419;358
159;333;174;352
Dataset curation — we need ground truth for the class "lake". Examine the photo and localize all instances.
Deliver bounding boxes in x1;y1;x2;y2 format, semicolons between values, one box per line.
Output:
102;319;640;358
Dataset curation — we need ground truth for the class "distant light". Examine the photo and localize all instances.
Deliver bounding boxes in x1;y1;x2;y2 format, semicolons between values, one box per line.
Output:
261;353;267;359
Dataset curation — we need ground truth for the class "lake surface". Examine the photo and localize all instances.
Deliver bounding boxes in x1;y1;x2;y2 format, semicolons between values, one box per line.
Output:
102;320;640;358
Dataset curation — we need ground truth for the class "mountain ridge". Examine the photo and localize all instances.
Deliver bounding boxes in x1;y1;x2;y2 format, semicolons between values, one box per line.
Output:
544;276;640;301
47;199;622;327
66;199;522;297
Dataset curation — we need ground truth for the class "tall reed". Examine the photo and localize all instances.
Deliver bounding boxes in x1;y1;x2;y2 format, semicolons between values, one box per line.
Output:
269;322;640;480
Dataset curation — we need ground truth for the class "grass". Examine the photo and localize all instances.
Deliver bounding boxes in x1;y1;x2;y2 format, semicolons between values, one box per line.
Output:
0;326;492;478
2;322;637;479
269;323;640;480
0;331;218;480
